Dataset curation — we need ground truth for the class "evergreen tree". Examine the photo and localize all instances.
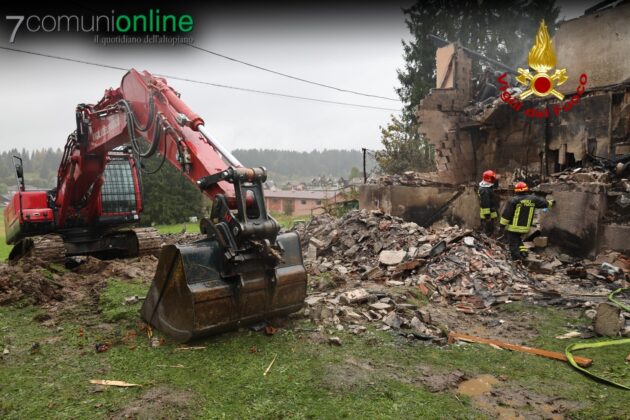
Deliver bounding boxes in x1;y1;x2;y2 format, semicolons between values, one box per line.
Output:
139;155;204;226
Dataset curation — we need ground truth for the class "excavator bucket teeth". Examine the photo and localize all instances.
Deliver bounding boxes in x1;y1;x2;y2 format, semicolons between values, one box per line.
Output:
140;232;307;342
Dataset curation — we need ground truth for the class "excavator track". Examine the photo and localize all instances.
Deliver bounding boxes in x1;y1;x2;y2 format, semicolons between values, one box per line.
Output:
8;234;66;264
133;227;163;256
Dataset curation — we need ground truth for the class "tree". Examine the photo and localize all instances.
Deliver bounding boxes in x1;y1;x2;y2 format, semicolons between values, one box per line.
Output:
348;166;361;180
139;155;204;226
378;114;434;173
379;1;560;173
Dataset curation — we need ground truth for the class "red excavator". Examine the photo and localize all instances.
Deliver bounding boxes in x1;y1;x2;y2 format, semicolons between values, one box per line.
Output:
3;69;307;341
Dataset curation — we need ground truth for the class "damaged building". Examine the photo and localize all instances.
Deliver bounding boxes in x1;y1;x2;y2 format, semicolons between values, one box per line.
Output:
361;3;630;258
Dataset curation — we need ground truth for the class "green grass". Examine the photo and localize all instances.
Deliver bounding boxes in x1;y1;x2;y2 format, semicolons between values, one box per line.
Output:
0;285;473;419
1;280;629;418
270;212;311;230
0;212;12;260
155;222;201;235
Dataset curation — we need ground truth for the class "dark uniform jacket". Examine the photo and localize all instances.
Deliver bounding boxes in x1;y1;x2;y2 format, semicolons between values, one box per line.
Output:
478;181;499;219
500;194;552;233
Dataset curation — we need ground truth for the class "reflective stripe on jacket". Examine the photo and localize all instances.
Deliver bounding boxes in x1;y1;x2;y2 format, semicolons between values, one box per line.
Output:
500;194;551;233
478;182;499;219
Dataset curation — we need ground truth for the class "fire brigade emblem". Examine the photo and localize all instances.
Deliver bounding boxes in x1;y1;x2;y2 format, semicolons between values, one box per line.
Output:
516;20;568;100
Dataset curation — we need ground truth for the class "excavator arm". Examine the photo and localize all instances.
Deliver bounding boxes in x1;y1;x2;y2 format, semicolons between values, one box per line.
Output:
57;69;280;254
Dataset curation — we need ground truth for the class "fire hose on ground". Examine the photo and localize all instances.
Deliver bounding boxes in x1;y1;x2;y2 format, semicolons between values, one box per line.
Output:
565;287;630;390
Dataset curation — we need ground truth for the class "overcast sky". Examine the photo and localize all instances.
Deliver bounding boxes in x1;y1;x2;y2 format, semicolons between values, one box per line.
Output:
0;1;599;153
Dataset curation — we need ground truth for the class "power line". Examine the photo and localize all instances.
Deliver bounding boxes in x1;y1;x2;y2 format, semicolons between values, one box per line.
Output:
185;43;401;102
0;46;401;112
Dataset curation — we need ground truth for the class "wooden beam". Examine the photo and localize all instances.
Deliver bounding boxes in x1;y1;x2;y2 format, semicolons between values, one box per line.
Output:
448;332;593;368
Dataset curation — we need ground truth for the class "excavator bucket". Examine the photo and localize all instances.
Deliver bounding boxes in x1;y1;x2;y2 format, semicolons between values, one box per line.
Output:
140;232;307;342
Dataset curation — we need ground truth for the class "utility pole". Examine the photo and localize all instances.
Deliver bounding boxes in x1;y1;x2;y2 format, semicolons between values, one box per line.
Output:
362;148;367;184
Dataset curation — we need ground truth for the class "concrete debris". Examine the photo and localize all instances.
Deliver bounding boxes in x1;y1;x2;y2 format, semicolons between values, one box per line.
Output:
328;336;342;346
594;303;623;337
378;250;406;266
306;244;317;261
463;237;475;247
383;311;404;329
369;302;392;311
292;208;630;339
339;289;369;304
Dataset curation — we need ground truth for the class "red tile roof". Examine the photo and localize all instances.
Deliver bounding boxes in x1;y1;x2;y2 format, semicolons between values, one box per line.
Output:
264;190;337;200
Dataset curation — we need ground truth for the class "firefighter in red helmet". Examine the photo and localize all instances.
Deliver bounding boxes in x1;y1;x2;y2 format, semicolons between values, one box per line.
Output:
477;170;500;236
500;182;554;260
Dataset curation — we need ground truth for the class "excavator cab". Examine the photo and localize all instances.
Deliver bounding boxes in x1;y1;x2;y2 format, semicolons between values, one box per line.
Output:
141;167;307;341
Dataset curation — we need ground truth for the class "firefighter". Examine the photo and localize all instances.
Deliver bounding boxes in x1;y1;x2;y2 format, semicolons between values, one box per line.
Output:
477;170;500;236
500;182;554;260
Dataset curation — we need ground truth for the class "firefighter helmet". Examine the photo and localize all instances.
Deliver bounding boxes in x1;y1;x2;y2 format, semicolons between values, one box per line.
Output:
514;181;529;192
482;170;496;183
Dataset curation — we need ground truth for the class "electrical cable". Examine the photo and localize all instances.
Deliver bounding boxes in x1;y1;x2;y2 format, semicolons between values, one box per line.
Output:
0;46;401;112
184;43;400;102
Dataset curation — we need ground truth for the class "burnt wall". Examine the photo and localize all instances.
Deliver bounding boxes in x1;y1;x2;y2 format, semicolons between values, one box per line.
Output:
554;3;630;93
359;184;480;229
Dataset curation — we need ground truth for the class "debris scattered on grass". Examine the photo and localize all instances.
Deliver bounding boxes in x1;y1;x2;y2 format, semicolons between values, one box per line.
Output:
89;379;141;387
174;345;206;351
328;336;342;346
95;343;110;353
263;355;277;376
264;325;278;336
555;331;582;340
29;342;41;354
124;295;143;305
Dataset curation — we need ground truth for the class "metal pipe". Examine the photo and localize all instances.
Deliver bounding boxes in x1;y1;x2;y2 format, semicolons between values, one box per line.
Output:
197;125;243;167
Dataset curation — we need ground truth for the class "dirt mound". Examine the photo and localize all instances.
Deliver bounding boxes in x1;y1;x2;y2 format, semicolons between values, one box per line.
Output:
0;259;64;305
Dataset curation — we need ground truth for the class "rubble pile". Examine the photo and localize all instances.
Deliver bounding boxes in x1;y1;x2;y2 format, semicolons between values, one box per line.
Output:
367;171;448;187
296;209;542;338
548;167;613;184
545;165;630;224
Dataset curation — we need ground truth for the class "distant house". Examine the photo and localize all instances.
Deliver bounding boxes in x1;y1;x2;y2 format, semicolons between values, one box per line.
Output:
264;190;338;216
